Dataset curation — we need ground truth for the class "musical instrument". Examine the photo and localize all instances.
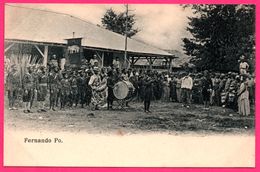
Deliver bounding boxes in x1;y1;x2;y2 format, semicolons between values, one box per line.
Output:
113;81;135;100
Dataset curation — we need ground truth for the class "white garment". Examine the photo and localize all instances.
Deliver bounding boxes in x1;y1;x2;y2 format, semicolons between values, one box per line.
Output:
240;62;249;74
88;74;100;89
113;60;120;69
181;76;193;90
60;58;66;71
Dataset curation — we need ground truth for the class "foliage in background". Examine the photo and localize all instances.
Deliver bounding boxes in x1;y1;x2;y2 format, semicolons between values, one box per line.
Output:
101;8;139;38
182;5;255;72
5;44;42;86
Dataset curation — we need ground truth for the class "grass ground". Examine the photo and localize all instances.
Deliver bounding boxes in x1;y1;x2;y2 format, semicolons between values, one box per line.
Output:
4;99;255;135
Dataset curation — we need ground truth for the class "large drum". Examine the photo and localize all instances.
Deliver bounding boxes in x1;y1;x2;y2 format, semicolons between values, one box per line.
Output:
113;81;135;100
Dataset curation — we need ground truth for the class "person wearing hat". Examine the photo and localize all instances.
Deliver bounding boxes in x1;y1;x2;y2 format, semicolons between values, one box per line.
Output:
48;67;60;111
6;65;20;110
60;72;71;110
181;71;193;108
22;66;34;113
77;70;87;108
36;66;48;112
50;54;59;68
69;71;78;107
239;55;249;75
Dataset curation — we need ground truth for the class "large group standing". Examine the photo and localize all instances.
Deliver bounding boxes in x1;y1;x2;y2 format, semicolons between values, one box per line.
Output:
6;55;254;116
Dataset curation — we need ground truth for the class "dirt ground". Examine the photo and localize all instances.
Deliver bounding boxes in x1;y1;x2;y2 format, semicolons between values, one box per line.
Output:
4;98;255;135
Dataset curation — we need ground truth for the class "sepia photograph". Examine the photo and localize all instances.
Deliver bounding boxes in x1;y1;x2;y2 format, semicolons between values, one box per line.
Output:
4;3;255;167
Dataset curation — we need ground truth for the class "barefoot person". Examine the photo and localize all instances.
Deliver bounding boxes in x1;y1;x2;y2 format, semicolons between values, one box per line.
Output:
181;72;193;108
37;66;48;112
22;66;34;113
88;67;101;110
237;75;250;116
144;76;153;113
6;65;19;110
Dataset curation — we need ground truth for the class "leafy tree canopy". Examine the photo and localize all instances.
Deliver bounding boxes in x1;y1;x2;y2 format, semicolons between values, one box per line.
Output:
101;8;139;38
182;5;255;72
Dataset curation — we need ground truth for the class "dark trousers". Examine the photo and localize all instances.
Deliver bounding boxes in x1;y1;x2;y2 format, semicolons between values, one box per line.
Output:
60;92;69;109
78;87;85;107
181;88;191;105
49;88;58;109
85;88;92;106
71;87;78;106
8;90;17;108
144;100;151;111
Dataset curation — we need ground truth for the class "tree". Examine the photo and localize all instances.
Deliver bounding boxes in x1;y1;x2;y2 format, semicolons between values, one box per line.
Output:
182;5;255;72
101;8;139;38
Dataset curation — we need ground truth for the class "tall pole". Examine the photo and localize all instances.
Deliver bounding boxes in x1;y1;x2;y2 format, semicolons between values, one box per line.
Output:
124;4;128;69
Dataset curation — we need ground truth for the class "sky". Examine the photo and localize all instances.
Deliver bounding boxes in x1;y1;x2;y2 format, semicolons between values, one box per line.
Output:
10;4;193;52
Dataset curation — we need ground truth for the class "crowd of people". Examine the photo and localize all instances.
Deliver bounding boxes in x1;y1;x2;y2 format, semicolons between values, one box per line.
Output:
6;55;254;116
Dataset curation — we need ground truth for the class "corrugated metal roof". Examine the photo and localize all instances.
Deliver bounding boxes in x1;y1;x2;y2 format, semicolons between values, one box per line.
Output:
5;5;173;56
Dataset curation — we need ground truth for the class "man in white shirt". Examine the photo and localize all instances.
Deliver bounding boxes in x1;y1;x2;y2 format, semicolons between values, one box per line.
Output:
239;55;249;75
181;72;193;108
113;57;120;69
90;54;99;67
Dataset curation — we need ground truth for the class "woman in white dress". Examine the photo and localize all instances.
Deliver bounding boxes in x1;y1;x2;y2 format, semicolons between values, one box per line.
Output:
237;75;250;116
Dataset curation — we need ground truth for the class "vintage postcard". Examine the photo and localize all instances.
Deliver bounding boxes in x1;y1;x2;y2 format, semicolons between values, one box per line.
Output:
3;3;256;167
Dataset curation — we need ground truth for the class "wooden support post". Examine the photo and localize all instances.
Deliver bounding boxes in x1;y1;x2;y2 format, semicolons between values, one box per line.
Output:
151;57;156;64
101;52;104;67
43;45;48;67
34;44;44;58
131;56;134;66
95;51;104;67
4;42;15;53
169;57;172;72
133;56;140;65
149;57;153;70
